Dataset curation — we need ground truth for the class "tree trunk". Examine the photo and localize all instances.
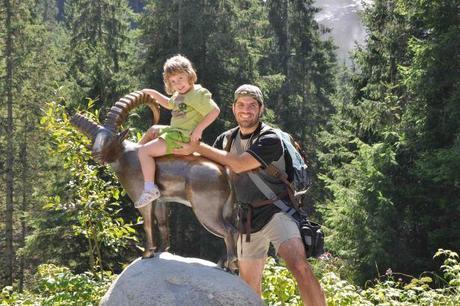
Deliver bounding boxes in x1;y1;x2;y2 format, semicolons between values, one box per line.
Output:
111;4;119;73
177;0;183;52
18;117;28;292
269;0;290;125
199;0;207;79
4;0;16;287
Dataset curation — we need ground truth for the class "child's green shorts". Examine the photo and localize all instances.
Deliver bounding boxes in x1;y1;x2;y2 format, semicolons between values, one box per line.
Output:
158;126;190;154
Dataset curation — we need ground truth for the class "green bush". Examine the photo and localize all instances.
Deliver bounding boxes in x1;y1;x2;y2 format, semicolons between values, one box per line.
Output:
0;264;114;305
33;264;114;305
0;286;42;305
262;249;460;306
262;257;302;305
2;249;458;305
358;249;459;305
37;100;138;272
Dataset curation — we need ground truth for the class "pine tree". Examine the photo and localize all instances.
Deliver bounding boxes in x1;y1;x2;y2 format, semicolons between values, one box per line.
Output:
65;0;138;113
394;0;460;273
0;0;72;288
263;0;337;210
318;0;460;282
2;0;16;287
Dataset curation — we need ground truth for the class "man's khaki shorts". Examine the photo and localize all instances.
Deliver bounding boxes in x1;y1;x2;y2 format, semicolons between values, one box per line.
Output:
237;212;301;260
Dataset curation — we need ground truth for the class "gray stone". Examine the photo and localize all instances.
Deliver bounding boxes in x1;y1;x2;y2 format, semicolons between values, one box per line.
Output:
100;252;264;306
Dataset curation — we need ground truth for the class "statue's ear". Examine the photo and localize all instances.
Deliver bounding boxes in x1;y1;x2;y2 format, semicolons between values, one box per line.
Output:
118;129;130;142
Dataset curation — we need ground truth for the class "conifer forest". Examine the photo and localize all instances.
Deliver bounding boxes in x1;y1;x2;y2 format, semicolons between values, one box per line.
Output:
0;0;459;304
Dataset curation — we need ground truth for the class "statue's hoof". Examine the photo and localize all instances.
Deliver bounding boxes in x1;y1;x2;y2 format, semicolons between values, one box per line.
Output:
142;249;156;259
227;260;239;274
218;258;239;274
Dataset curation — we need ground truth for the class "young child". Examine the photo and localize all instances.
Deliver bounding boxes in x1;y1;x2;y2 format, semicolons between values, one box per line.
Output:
135;55;220;208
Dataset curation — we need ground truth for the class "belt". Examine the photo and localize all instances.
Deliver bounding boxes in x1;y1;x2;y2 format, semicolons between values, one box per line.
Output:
237;190;290;244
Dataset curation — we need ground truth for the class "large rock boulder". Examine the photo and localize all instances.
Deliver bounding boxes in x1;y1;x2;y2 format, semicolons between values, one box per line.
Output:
100;252;263;306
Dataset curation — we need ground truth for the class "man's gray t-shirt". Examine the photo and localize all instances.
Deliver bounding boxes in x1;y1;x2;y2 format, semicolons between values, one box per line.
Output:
213;123;291;232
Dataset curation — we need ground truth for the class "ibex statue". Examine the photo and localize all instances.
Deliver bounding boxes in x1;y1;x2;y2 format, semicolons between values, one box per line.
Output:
70;91;238;270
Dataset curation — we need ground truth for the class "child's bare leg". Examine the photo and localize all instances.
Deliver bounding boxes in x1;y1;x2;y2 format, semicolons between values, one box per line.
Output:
135;139;167;208
139;138;167;181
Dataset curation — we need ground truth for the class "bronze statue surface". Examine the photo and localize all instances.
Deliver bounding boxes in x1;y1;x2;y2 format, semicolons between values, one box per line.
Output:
70;91;237;271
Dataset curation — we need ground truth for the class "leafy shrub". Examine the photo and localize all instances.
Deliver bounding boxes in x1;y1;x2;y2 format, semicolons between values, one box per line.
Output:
262;257;302;305
310;252;355;283
359;249;459;305
262;249;460;306
32;264;114;305
0;264;114;305
0;286;42;305
2;249;458;305
38;100;138;272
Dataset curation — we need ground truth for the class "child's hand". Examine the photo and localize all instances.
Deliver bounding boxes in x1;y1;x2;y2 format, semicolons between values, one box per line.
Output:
141;88;152;95
148;126;160;139
190;128;203;142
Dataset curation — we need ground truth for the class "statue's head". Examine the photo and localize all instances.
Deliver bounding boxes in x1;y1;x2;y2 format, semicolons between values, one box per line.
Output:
92;127;129;164
69;114;124;164
70;91;160;165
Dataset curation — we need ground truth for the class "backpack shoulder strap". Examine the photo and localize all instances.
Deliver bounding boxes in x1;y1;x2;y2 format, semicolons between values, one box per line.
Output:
222;126;239;152
270;128;286;153
261;127;301;209
260;126;289;181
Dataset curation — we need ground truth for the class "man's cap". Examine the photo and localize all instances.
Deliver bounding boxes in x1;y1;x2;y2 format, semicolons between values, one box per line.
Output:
233;84;263;105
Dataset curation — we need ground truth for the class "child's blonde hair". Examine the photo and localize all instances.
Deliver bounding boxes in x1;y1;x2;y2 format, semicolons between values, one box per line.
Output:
163;55;197;95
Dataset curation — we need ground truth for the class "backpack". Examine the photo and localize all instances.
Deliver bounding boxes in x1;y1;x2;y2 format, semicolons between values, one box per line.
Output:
272;128;311;197
223;125;311;208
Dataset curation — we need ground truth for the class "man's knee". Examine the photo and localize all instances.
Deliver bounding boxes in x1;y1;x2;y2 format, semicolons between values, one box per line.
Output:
278;238;314;278
290;259;314;278
278;237;306;260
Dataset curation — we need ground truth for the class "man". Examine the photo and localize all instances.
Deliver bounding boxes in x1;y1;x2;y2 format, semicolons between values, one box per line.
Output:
174;84;326;306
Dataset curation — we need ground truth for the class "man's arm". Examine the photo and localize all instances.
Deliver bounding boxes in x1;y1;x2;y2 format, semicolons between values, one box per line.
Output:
174;141;261;173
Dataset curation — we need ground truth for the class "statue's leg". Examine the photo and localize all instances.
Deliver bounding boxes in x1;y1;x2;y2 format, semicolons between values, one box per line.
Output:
187;177;238;271
138;204;156;258
190;204;237;271
154;200;170;251
222;226;239;273
222;195;239;272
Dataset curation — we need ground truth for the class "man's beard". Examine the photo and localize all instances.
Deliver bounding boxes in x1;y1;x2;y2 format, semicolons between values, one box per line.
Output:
236;116;259;130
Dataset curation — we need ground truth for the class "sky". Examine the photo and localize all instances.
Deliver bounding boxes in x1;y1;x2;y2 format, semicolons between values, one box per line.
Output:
314;0;372;64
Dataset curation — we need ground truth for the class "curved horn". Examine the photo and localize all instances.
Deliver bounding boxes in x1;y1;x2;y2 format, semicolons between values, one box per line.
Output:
103;91;160;132
70;113;102;141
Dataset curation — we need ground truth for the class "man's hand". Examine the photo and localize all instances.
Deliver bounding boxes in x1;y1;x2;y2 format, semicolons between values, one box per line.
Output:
173;140;200;155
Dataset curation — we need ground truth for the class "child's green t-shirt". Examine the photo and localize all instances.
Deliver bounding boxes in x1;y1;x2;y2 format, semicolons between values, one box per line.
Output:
167;84;217;134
